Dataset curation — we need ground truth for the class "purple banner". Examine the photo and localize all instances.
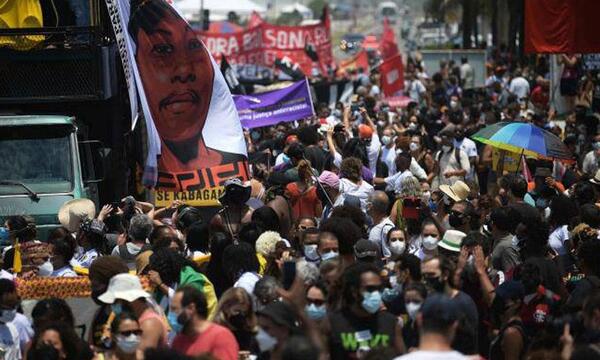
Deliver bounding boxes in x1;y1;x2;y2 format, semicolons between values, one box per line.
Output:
234;79;315;129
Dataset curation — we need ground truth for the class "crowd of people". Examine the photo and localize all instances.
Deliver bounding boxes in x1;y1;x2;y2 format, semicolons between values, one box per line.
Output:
4;49;600;360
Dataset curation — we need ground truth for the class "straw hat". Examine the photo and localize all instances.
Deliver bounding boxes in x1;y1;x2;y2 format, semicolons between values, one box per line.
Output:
58;199;96;233
439;181;470;203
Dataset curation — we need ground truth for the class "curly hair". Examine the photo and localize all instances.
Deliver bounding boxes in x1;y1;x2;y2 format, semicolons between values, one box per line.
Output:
31;298;75;330
297;159;314;185
399;175;422;198
222;242;260;282
340;157;363;183
149;248;201;286
32;322;83;360
330;205;367;236
320;217;362;256
255;231;282;257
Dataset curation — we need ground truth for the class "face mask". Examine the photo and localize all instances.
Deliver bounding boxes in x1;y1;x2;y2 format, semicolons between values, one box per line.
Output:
321;251;339;261
256;328;278;352
408;122;418;131
305;303;327;320
422;235;438;250
409;142;420;152
0;227;8;243
361;291;382;314
111;303;123;316
448;213;465;229
116;334;140;354
228;313;246;330
389;240;406;255
37;261;54;277
168;312;183;334
304;244;320;261
594;142;600;150
377;120;387;128
450;100;458;109
442;145;452;152
0;309;16;323
333;109;342;118
381;135;392;145
424;276;445;293
511;235;520;247
422;191;431;203
250;131;261;141
382;287;399;302
405;302;422;320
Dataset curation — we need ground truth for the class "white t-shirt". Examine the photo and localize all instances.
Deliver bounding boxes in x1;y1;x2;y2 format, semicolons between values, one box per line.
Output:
234;272;261;296
460;63;475;89
51;266;77;278
0;322;21;360
384;170;413;194
509;76;530;100
405;79;427;103
367;133;381;174
549;225;569;256
12;313;32;353
369;217;395;257
395;350;467;360
381;145;397;175
337;178;375;211
454;137;478;180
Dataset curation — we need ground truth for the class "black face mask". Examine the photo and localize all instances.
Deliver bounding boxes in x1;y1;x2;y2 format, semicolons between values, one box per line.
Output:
228;313;246;330
449;213;465;228
424;276;445;293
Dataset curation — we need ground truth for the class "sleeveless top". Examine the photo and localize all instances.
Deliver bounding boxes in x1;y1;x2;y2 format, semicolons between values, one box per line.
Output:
489;319;527;360
328;309;397;360
139;308;169;346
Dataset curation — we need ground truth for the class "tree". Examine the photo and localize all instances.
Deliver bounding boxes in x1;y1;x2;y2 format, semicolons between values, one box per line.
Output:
275;10;303;26
308;0;327;19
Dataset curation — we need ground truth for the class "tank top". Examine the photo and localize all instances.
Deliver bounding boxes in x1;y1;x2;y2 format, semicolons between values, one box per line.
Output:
328;309;397;360
489;319;526;360
139;308;169;346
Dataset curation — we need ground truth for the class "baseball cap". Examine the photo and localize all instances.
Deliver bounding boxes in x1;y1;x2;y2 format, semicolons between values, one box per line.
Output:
358;124;373;139
421;293;460;323
354;239;379;259
257;301;300;331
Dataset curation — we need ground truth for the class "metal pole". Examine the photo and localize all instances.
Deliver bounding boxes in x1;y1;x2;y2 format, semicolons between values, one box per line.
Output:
200;0;204;28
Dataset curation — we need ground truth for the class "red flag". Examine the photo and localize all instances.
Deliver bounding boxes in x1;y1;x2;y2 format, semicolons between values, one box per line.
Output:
247;11;263;28
525;0;600;53
380;17;399;60
379;54;404;96
522;156;533;182
337;50;369;75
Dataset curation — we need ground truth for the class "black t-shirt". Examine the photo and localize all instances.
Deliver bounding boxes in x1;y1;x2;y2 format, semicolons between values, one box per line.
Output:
524;256;563;294
451;290;480;355
328;309;398;360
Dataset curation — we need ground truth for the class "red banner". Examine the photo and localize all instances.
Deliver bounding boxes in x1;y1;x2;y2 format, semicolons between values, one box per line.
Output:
199;17;332;75
380;18;399;60
380;54;404;96
525;0;600;53
337;50;369;76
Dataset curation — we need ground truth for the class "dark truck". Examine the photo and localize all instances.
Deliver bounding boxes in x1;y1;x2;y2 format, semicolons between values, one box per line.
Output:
0;0;138;241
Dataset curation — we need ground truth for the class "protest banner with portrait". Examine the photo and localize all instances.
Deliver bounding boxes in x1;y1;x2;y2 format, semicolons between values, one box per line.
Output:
107;0;249;206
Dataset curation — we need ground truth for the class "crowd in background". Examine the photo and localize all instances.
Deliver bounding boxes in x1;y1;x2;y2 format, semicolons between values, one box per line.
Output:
4;47;600;360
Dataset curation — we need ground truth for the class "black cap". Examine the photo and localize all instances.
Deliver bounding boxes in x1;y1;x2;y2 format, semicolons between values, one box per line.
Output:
421;293;460;323
257;301;300;331
354;239;379;259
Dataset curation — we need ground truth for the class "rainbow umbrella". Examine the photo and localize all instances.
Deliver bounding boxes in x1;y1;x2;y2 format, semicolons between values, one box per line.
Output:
471;122;571;160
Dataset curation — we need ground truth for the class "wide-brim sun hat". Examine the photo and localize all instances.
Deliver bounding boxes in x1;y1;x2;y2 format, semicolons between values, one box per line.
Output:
97;273;150;304
58;199;96;233
439;181;470;203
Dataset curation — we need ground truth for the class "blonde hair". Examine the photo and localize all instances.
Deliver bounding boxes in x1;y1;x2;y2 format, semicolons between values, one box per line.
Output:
212;288;256;331
399;175;422;198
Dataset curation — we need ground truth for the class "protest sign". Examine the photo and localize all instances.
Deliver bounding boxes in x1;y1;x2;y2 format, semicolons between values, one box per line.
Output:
106;0;248;206
199;12;332;76
234;79;315;129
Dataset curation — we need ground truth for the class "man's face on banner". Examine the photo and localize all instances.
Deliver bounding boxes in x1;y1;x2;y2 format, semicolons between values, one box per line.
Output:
136;11;214;142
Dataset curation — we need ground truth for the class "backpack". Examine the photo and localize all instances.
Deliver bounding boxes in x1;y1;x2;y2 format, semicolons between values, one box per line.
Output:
437;147;463;175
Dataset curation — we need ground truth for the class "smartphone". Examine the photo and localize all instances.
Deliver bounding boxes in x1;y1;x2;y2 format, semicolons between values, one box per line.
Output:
282;260;296;290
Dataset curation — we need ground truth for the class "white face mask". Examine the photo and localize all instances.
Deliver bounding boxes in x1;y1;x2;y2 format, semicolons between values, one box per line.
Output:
389;240;406;255
381;135;392;146
0;309;16;323
38;261;54;277
422;235;438;250
442;145;452;152
256;328;278;352
409;142;420;152
321;251;339;261
422;191;431;203
405;301;422;320
303;244;319;261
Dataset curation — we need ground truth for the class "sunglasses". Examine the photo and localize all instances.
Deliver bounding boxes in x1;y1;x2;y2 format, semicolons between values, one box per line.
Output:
119;329;142;337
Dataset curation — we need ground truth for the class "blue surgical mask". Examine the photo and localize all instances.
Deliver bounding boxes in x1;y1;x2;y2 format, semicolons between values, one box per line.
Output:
305;303;327;320
0;227;8;243
111;303;123;316
321;251;339;261
168;312;182;334
116;334;140;354
304;244;319;261
361;291;382;314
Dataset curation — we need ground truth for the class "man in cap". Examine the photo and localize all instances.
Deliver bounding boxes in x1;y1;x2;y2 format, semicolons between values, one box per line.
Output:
171;286;238;359
317;171;341;221
395;294;467;359
356;107;381;174
354;239;380;264
432;124;470;190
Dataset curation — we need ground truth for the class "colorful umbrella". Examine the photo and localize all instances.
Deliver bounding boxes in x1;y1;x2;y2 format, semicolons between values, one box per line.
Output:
471;122;571;160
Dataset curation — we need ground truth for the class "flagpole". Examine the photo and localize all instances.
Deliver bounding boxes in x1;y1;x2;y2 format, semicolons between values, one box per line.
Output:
515;148;524;174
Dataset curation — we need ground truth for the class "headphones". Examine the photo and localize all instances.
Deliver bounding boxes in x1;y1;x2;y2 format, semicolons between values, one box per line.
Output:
176;206;201;230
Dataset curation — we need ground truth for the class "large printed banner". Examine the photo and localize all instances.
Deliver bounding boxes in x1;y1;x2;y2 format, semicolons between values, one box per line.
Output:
234;79;314;129
199;16;332;76
106;0;249;207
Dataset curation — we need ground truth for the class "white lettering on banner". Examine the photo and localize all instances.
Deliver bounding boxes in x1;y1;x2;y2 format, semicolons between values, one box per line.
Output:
386;69;399;84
